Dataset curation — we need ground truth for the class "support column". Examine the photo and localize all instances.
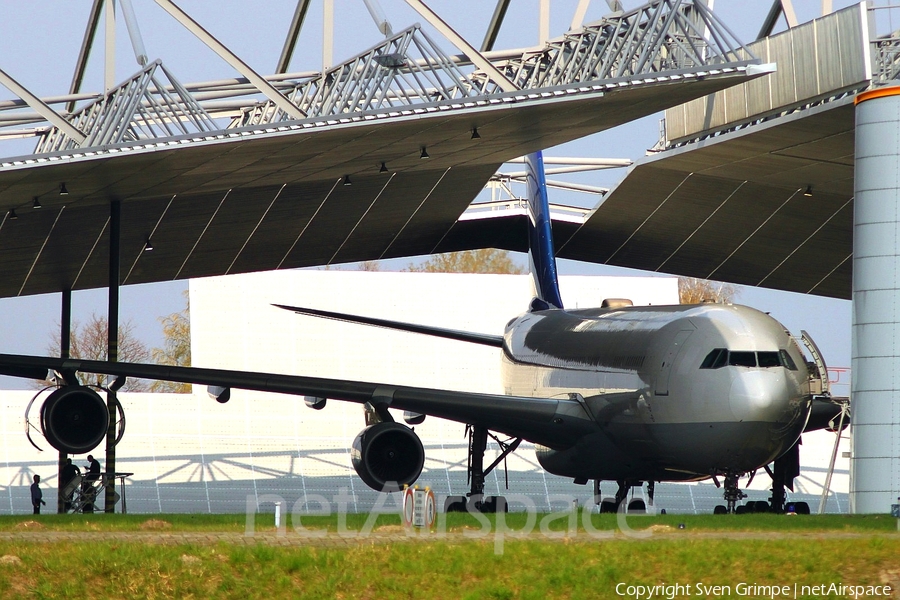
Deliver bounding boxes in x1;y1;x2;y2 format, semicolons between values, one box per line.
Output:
57;289;72;514
322;0;333;73
105;0;116;93
105;200;120;513
851;87;900;513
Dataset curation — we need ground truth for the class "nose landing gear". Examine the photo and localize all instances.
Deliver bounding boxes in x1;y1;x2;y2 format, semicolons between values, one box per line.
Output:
723;473;747;514
713;472;748;514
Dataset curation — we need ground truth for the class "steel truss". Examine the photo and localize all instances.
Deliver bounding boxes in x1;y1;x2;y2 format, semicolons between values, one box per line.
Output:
231;25;479;128
36;61;218;154
873;37;900;84
8;0;757;155
233;0;753;128
484;0;749;93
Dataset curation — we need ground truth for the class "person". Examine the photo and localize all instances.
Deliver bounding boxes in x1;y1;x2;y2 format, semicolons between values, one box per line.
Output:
30;474;45;515
85;455;100;482
82;455;101;513
60;458;81;511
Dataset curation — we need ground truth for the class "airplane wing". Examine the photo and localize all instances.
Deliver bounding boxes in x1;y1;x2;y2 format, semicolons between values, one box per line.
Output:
273;304;504;347
0;353;592;448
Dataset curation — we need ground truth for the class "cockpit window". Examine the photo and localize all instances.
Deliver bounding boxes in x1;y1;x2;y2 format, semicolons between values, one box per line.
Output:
757;352;781;368
700;348;728;369
779;349;798;371
728;351;757;367
700;349;796;370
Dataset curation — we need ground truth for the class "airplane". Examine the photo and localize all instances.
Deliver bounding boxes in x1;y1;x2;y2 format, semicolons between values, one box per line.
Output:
0;151;846;515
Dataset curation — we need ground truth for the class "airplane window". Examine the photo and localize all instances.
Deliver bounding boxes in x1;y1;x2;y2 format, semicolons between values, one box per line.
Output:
728;351;757;367
779;349;798;371
700;348;727;369
702;349;797;370
757;352;781;368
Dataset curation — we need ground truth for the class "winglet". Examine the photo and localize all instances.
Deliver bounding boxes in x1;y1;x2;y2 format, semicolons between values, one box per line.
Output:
525;151;563;309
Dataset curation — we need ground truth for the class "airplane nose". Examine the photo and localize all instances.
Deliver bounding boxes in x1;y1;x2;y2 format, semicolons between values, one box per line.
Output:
729;371;788;422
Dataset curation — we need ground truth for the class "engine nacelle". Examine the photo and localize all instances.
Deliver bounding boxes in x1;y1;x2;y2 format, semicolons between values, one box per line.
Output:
351;422;424;492
40;386;109;454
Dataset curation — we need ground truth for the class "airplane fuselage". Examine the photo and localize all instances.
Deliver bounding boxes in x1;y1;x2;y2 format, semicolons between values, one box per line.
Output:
501;303;812;483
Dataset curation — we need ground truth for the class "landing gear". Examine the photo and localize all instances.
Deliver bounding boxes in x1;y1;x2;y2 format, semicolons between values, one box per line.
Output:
468;425;488;507
614;480;630;506
747;500;770;513
598;499;618;513
766;440;800;514
627;499;646;512
768;460;786;514
786;501;810;515
595;480;649;513
723;472;747;514
713;472;747;514
443;425;520;513
712;453;806;515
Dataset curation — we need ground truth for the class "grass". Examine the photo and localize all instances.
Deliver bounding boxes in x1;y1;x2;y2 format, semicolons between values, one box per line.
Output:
0;511;895;533
0;513;895;599
0;512;249;532
0;536;896;599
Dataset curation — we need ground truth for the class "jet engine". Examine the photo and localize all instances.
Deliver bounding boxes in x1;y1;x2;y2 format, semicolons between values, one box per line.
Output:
40;386;109;454
351;422;424;492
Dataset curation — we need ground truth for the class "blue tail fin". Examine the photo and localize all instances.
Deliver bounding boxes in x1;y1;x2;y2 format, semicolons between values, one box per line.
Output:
525;151;563;310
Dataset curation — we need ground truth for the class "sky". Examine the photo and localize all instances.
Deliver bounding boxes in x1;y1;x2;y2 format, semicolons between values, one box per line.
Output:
0;0;885;392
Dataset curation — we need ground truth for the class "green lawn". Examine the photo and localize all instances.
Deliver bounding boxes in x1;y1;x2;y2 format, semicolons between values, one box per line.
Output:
0;511;895;533
0;513;895;599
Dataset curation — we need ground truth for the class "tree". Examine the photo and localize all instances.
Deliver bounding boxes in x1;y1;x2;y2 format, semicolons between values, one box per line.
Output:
150;291;191;393
46;314;151;392
678;277;738;304
405;249;524;274
357;260;381;271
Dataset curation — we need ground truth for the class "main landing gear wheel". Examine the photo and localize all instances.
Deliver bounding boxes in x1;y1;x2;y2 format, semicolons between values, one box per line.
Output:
599;500;618;513
444;495;467;513
785;501;810;515
444;495;508;513
595;480;650;513
475;496;508;513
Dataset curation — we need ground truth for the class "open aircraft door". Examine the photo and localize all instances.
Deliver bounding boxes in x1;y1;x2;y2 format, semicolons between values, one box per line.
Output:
655;329;695;396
